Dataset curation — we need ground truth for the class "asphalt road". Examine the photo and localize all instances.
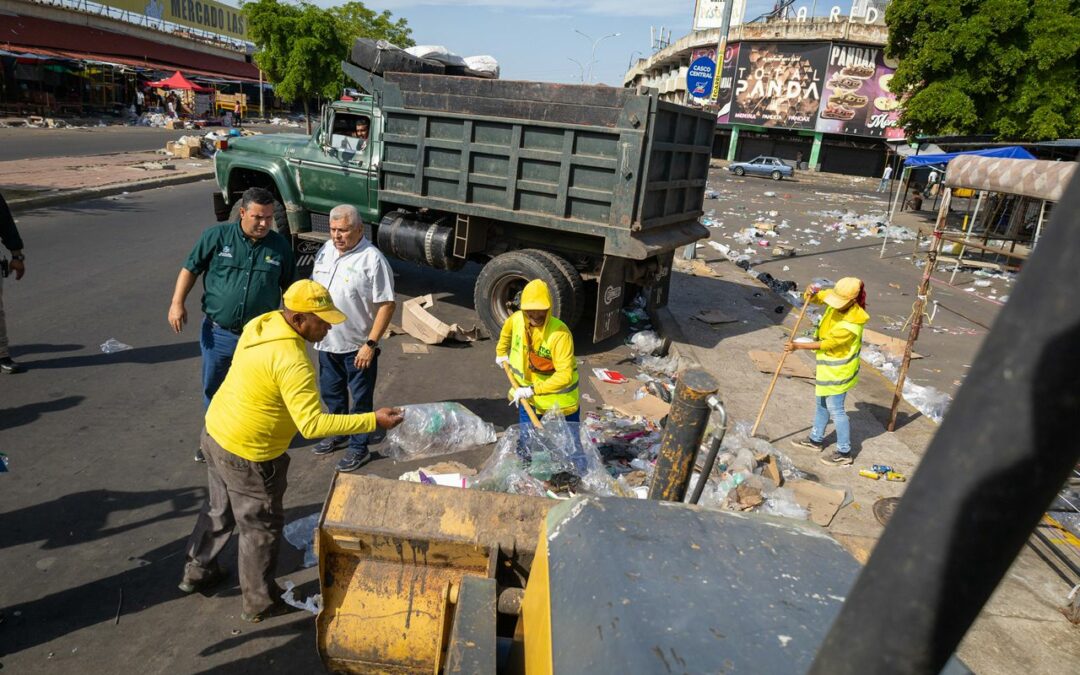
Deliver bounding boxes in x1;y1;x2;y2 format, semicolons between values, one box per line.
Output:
0;124;296;162
0;180;615;672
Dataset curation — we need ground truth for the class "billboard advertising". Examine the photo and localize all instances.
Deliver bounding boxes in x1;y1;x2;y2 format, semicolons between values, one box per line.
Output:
729;42;829;129
98;0;247;41
686;47;717;103
815;44;904;139
693;0;727;30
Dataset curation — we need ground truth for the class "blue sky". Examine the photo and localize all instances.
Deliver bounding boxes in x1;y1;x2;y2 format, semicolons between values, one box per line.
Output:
315;1;788;86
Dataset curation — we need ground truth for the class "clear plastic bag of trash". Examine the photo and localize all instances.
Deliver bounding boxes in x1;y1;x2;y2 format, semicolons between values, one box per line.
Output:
100;338;133;354
384;402;496;460
468;428;547;496
761;487;809;520
636;353;681;376
628;330;665;356
283;512;320;568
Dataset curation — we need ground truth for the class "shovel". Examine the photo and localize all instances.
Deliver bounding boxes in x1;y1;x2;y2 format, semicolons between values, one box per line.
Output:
502;362;542;429
750;294;813;437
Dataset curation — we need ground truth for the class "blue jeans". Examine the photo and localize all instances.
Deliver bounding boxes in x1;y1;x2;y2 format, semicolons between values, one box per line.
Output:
518;407;586;473
200;317;241;409
318;350;378;456
876;179;889;192
811;393;851;454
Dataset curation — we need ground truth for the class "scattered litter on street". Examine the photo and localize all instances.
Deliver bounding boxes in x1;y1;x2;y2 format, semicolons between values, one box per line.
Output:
283;513;320;568
100;338;132;353
282;580;322;615
593;368;630;384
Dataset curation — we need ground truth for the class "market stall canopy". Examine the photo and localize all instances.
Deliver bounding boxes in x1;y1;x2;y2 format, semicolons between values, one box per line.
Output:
903;145;1035;168
944;155;1077;202
145;71;214;93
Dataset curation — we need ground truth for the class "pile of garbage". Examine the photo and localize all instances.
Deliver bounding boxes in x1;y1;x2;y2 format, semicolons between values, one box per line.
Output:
861;344;952;423
383;402;497;460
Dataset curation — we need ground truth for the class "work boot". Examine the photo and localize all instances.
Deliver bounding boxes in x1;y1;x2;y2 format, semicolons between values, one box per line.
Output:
240;599;294;623
819;451;854;467
0;357;25;374
194;447;206;463
336;450;372;473
178;566;228;594
312;436;349;455
791;437;825;452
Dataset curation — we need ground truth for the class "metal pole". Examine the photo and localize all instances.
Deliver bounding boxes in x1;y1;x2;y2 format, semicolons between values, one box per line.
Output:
880;163;909;258
949;190;984;284
258;68;265;120
888;188;951;431
647;369;719;502
1033;200;1047;246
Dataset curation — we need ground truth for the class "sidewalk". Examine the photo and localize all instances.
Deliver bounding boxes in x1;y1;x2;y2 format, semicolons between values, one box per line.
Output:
1;151;214;211
658;255;1079;674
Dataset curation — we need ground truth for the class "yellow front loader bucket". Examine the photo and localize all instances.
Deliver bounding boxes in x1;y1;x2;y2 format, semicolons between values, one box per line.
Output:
316;473;553;674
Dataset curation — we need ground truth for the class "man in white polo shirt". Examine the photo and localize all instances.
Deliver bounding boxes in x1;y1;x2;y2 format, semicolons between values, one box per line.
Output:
310;204;396;472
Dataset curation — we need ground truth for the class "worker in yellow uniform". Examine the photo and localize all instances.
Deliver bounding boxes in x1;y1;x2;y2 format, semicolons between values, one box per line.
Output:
786;277;869;467
495;280;582;462
179;280;404;623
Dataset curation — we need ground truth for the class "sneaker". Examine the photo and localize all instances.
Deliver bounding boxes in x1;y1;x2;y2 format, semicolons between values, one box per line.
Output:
194;447;206;463
791;437;825;452
336;451;372;473
820;451;854;466
0;357;25;374
313;436;349;455
178;566;228;594
240;600;294;623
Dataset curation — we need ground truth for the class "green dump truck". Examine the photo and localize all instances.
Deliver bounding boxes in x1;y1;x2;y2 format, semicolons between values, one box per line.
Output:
210;51;713;341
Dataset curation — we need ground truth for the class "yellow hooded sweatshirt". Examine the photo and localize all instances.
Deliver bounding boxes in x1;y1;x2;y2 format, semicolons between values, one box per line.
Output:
206;310;376;462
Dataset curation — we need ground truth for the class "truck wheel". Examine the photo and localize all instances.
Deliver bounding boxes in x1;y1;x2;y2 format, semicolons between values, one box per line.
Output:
526;249;584;329
474;250;577;338
733;166;745;176
229;199;291;235
771;170;783;181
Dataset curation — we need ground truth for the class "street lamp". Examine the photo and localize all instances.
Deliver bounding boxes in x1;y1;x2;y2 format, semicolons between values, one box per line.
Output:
573;29;621;83
627;50;644;70
567;58;586;84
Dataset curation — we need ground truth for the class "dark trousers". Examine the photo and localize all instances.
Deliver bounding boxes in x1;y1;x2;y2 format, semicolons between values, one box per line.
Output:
318;349;378;454
183;428;290;615
200;317;240;408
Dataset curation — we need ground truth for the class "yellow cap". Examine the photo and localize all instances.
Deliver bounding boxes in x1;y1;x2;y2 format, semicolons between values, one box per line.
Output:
283;280;347;324
520;279;552;311
824;277;863;309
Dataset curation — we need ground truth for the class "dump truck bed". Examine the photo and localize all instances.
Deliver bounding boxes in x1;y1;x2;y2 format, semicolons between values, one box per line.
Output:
375;73;713;260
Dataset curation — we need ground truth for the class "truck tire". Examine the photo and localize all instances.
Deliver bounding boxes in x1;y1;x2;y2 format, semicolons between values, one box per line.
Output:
474;250;577;338
771;170;783;181
229;199;291;235
527;249;584;329
733;166;745;176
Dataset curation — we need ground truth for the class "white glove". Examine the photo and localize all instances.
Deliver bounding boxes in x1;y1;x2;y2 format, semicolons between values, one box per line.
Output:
495;355;509;368
510;386;534;406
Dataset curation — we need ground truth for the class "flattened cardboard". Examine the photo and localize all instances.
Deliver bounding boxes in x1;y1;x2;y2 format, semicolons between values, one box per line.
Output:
748;350;815;379
588;375;670;421
695;309;739;325
789;480;846;527
402;294;484;345
863;328;923;360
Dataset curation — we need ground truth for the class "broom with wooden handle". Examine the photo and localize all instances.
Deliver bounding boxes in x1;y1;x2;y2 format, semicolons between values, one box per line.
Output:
751;293;813;437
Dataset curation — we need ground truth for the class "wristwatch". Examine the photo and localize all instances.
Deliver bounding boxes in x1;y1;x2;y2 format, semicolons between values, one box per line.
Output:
10;253;24;261
365;339;378;348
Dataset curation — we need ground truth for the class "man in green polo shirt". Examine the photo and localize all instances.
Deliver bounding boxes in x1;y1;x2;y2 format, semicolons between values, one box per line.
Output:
168;187;295;461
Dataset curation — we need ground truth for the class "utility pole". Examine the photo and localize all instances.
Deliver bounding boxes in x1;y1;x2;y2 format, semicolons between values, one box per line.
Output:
258;68;265;120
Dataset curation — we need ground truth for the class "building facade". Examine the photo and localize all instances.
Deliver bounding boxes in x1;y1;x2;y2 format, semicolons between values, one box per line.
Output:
625;15;902;177
0;0;263;118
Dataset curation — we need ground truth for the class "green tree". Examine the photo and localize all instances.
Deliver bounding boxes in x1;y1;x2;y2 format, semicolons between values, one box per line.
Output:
243;0;415;132
330;2;415;48
886;0;1080;141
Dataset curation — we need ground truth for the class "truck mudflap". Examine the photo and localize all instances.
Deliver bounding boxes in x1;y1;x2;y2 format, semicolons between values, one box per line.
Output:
593;250;675;342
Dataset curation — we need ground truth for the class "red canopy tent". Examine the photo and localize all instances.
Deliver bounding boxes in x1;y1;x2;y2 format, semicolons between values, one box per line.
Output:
145;71;214;92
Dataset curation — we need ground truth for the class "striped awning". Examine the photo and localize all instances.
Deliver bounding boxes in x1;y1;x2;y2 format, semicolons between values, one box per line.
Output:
944;155;1077;202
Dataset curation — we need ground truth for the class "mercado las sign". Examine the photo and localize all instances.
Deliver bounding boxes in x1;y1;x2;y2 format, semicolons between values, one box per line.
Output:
98;0;247;41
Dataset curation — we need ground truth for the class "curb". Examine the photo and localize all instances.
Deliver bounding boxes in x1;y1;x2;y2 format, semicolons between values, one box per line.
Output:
8;169;215;213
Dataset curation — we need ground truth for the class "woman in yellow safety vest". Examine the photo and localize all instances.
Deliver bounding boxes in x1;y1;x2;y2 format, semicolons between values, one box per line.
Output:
495;279;580;428
786;277;869;466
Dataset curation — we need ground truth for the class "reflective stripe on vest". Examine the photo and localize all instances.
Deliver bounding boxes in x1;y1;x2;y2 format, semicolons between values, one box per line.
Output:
508;312;580;413
815;313;864;396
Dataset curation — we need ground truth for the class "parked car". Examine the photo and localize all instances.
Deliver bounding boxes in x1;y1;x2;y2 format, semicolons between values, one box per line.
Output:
726;156;794;181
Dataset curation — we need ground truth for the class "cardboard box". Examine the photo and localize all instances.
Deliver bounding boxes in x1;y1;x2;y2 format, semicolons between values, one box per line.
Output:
401;295;483;345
